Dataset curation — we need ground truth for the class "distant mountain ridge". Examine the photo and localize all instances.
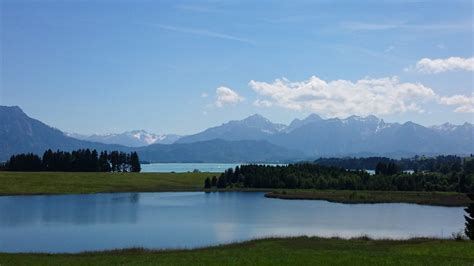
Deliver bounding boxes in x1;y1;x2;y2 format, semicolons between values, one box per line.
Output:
176;113;473;156
0;106;298;162
177;114;286;143
0;105;472;162
135;139;301;163
67;130;181;147
0;106;126;161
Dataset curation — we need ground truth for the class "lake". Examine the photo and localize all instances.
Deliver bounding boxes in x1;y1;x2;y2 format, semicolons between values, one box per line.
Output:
141;163;285;173
0;192;465;253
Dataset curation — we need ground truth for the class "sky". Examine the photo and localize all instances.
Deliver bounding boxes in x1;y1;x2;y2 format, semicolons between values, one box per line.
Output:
1;0;473;135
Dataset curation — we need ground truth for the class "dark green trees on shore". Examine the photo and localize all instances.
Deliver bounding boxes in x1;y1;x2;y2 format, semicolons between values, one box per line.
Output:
204;159;474;192
204;177;211;189
375;162;399;175
3;149;141;172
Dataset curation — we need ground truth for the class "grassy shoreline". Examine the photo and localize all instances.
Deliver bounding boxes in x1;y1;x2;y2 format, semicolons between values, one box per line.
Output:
265;190;472;207
0;171;210;196
1;236;473;265
0;172;471;206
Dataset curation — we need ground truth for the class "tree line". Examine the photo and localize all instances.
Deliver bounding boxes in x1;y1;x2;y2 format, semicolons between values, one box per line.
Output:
204;159;474;193
2;149;141;172
314;155;468;174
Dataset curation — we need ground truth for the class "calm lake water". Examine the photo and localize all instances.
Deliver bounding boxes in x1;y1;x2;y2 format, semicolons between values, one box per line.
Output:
140;163;285;173
0;192;464;253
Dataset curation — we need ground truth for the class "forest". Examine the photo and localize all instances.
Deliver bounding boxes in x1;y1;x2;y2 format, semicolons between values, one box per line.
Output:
1;149;141;172
205;157;474;193
313;155;470;173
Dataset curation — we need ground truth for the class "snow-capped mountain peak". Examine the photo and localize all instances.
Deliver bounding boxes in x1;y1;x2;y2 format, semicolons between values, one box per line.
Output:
66;130;181;147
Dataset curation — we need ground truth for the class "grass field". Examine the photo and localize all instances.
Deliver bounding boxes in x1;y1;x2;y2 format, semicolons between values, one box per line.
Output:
1;236;473;265
265;189;473;207
0;171;209;195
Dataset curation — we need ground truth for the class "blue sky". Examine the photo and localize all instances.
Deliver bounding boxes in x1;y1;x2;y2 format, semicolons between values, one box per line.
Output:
1;0;473;135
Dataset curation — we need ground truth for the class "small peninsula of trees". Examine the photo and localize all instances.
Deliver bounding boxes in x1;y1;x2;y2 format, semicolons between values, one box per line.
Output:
205;156;474;192
3;149;141;172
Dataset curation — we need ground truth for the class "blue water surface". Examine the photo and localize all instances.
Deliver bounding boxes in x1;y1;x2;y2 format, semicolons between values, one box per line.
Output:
0;192;464;253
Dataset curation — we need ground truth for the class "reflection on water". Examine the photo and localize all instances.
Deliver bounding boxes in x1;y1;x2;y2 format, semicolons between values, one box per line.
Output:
0;192;465;253
0;193;140;226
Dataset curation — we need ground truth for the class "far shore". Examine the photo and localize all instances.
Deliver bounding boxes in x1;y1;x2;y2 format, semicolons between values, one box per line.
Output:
0;172;471;206
265;190;472;207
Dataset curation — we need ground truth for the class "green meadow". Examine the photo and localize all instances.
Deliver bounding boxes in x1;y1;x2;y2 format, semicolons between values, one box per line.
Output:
1;237;473;266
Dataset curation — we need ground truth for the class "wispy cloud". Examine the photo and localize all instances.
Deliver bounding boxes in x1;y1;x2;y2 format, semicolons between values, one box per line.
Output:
140;23;255;45
340;20;473;32
175;4;223;14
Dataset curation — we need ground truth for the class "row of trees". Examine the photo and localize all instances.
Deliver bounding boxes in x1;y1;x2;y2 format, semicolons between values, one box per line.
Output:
3;149;141;172
314;155;471;174
204;162;474;192
375;162;399;175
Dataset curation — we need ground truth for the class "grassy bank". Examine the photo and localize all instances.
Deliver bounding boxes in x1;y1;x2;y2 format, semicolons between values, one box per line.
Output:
265;189;472;207
0;171;209;195
1;237;473;265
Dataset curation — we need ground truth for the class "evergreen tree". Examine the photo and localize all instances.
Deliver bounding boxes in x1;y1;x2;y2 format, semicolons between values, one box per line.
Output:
217;174;227;188
98;151;111;172
42;149;53;171
211;176;217;187
465;193;474;240
204;177;211;189
387;162;399;175
375;162;387;175
91;150;99;171
130;152;141;172
232;166;240;183
110;151;119;172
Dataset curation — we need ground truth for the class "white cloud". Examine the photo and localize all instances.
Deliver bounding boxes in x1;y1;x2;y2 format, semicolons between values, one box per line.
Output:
249;76;440;117
201;93;208;98
406;56;474;73
439;94;474;113
215;86;244;107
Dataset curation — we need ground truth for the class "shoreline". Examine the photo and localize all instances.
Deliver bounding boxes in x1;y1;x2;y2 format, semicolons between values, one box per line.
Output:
0;235;463;254
265;190;472;207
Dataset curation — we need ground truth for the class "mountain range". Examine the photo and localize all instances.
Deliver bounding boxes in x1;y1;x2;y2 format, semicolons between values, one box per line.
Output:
178;113;473;157
66;131;181;147
0;106;296;162
0;105;472;162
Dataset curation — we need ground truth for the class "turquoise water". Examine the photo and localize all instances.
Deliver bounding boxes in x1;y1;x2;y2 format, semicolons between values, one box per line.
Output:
141;163;285;173
0;192;464;253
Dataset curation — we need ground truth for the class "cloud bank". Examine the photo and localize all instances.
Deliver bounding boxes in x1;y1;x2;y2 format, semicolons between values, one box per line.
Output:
250;75;474;116
439;94;474;113
407;56;474;73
